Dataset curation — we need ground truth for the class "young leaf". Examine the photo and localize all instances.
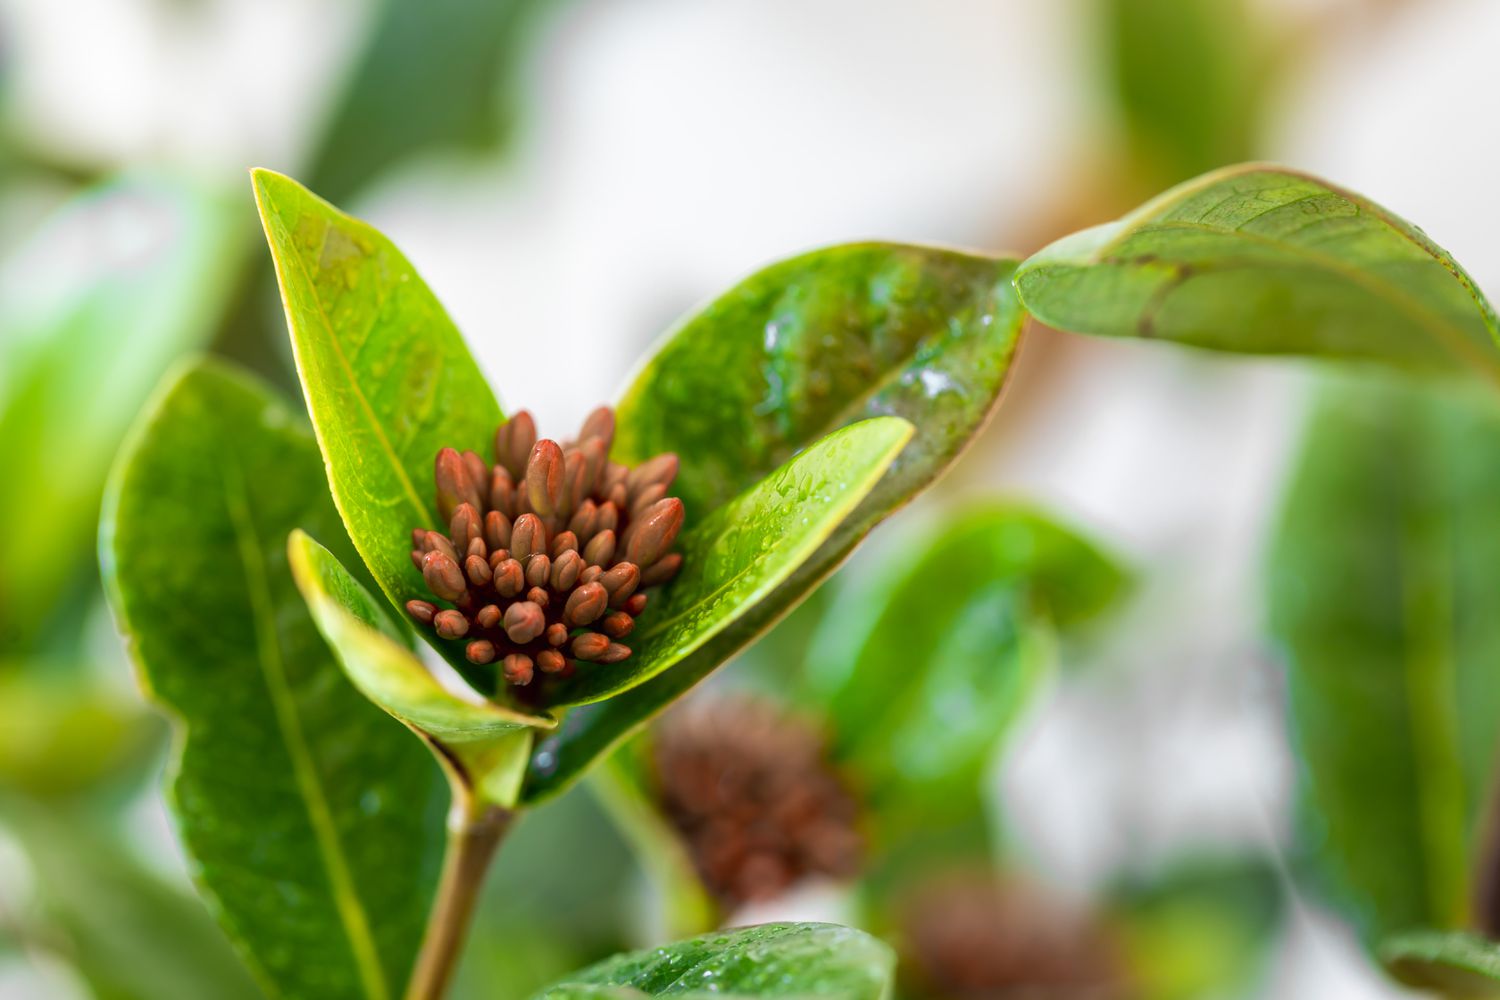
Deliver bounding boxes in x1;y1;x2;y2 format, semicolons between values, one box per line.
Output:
529;923;894;1000
1268;375;1500;941
288;529;553;807
524;417;913;799
1382;931;1500;996
252;169;503;666
809;505;1127;826
1014;164;1500;379
546;416;914;708
0;173;239;654
101;358;446;1000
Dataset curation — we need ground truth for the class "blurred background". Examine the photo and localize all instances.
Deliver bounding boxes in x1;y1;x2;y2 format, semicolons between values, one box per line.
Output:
3;0;1498;997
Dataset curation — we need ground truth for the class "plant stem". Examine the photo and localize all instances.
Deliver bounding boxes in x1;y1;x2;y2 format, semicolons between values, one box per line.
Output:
405;789;513;1000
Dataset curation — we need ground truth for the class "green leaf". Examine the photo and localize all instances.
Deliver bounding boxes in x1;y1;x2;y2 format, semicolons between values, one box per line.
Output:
528;245;1023;802
100;358;446;1000
288;530;552;808
529;923;894;1000
524;417;913;799
251;168;503;676
1014;164;1500;379
306;0;553;204
547;416;914;708
0;173;240;654
1268;374;1500;941
1382;931;1500;997
809;505;1126;824
0;796;264;1000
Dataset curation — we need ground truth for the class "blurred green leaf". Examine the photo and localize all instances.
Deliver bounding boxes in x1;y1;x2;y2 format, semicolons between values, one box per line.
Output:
1015;165;1500;379
1099;0;1265;184
530;923;894;1000
0;173;240;653
288;530;552;808
524;418;911;799
530;246;1024;803
1109;857;1282;1000
101;358;447;999
1268;375;1500;941
0;797;264;1000
307;0;552;204
0;669;159;798
809;505;1126;825
1382;931;1500;997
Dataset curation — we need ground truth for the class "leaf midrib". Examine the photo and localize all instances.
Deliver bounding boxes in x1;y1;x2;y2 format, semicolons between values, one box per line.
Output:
222;457;390;1000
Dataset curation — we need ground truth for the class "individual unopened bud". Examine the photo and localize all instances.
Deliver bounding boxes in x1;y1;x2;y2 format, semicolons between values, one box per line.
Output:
538;649;568;674
526;440;565;517
493;558;524;597
546;623;569;647
580;438;609;496
467;536;487;560
462;450;488;497
572;632;610;661
550;531;578;556
583;529;616;567
562;449;591;512
601;611;635;638
600;563;640;605
475;604;501;629
434;610;469;640
627;498;685;568
641;553;683;587
484;510;512;551
525;553;552;588
466;640;496;665
410;549;425;570
625;593;648;616
599;643;632;664
526;585;550;608
503;601;546;644
595;501;620;535
421;551;467;602
406;600;437;624
630;482;668;517
495;411;537;478
464;554;492;587
490;467;515;515
510;513;546;561
435;448;481;520
579;405;615;447
503;653;534;686
606;482;628;508
565;582;608;626
580;564;604;584
568;499;598;540
627;453;679;495
423;531;458;562
551;550;583;590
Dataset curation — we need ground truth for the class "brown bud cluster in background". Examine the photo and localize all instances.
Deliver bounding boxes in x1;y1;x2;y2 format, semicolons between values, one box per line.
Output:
897;874;1130;1000
406;406;684;687
651;697;864;909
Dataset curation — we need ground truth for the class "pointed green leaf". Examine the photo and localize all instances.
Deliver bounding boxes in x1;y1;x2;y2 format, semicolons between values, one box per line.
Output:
288;529;553;807
251;168;502;675
1382;931;1500;997
100;358;446;1000
1015;164;1500;379
809;505;1127;825
546;416;914;708
530;923;894;1000
524;417;912;799
0;173;240;653
1268;375;1500;941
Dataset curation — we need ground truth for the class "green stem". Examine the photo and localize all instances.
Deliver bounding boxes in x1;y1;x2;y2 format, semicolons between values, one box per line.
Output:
404;789;513;1000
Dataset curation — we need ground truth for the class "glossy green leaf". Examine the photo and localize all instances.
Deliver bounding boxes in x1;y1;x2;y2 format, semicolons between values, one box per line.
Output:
547;416;914;708
307;0;554;203
0;796;264;1000
0;173;240;654
809;505;1126;823
524;417;913;799
288;530;553;808
529;923;894;1000
100;358;446;1000
252;168;502;674
1268;375;1500;941
1382;931;1500;997
1015;165;1500;378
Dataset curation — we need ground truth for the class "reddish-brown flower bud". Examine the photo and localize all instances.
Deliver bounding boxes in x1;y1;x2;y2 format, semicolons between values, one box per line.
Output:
510;513;546;561
526;439;565;517
421;551;466;602
434;609;469;640
564;581;608;626
537;649;568;675
405;600;437;624
583;529;616;567
571;632;609;661
503;653;533;686
503;601;546;644
494;411;537;478
626;498;684;568
466;640;496;665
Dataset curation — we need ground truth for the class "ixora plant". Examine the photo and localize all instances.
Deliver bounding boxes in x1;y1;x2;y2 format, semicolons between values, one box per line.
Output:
100;169;1025;1000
